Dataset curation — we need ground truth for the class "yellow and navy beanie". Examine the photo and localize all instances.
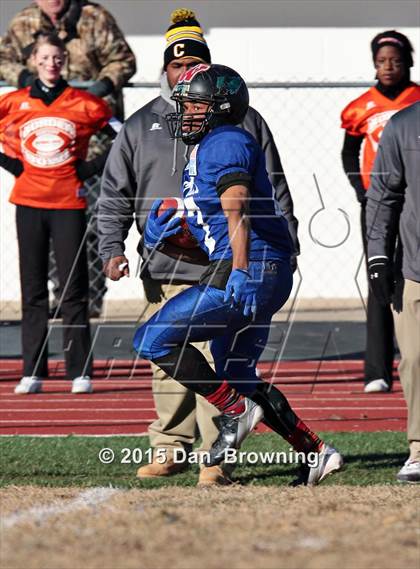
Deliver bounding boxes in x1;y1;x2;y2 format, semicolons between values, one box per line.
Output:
164;8;211;69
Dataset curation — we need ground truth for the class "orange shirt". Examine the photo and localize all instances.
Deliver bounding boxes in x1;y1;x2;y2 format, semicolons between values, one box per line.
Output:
341;84;420;189
0;86;112;209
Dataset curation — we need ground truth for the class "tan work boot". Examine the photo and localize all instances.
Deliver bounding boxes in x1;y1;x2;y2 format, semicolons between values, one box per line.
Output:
198;465;232;486
136;450;188;479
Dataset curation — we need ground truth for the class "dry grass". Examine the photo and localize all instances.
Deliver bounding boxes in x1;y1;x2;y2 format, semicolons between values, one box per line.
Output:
1;485;419;569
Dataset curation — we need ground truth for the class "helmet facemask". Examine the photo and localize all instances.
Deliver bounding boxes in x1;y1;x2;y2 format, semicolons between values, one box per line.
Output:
166;94;231;145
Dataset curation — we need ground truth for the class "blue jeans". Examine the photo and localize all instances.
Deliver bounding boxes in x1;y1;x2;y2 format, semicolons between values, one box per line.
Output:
134;260;293;395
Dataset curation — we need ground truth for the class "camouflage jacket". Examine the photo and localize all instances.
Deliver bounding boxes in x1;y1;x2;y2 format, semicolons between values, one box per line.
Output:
0;0;136;120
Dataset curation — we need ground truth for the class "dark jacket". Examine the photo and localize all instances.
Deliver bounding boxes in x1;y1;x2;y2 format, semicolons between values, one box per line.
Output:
366;101;420;282
98;96;299;282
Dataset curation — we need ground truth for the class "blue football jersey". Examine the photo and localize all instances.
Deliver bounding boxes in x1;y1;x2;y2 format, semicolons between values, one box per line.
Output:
181;125;292;261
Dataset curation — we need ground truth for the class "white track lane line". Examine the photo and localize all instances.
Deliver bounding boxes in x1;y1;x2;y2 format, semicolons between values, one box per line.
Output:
0;374;367;382
1;487;121;529
0;409;407;424
0;401;406;408
0;433;149;438
0;419;153;424
1;408;157;413
0;406;407;415
0;394;405;403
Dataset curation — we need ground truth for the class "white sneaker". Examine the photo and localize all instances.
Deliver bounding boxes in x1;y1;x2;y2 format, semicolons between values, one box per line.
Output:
307;444;344;486
364;379;390;393
71;376;93;394
397;459;420;483
14;376;43;394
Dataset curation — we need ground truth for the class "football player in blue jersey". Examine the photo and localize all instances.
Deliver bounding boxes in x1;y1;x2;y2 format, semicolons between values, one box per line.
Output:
133;64;343;485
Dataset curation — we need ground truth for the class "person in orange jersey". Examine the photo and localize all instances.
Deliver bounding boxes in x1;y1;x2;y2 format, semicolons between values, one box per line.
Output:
341;30;420;394
0;33;119;395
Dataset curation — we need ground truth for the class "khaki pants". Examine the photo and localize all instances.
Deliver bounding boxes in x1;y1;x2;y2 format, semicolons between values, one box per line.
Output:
142;282;221;454
393;279;420;460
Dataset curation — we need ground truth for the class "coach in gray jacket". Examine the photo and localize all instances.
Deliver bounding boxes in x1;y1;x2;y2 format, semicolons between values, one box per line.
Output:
98;9;299;486
366;101;420;484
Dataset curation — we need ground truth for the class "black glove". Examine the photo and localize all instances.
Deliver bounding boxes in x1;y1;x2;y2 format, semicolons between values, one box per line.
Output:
142;278;164;304
391;273;404;313
367;256;394;305
75;148;110;181
0;152;24;177
357;191;367;206
18;69;35;88
86;77;114;98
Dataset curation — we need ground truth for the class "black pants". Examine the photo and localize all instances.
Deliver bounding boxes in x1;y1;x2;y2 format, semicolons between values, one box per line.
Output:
48;175;107;316
361;205;395;386
16;206;92;379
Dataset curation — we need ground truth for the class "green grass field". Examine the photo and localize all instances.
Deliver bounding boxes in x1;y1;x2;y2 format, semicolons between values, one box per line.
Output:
0;431;407;487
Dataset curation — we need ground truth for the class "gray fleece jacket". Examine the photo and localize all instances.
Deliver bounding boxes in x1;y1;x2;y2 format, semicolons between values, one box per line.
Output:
366;101;420;283
98;86;300;283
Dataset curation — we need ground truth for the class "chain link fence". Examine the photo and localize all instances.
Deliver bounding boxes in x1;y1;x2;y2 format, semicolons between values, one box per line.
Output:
0;82;371;321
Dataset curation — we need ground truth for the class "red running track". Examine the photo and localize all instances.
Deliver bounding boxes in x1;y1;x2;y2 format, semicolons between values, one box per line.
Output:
0;359;406;436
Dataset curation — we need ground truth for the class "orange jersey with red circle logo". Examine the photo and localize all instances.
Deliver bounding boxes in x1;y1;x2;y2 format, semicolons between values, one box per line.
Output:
341;84;420;189
0;86;112;209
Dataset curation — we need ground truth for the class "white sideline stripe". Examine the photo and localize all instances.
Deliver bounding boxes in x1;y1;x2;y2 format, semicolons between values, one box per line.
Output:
1;487;120;529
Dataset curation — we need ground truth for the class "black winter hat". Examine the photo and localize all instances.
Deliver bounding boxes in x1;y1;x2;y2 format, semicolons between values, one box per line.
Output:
371;30;414;68
164;8;211;69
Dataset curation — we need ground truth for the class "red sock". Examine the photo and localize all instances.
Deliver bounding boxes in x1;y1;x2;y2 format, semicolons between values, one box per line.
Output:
287;419;323;454
206;379;246;416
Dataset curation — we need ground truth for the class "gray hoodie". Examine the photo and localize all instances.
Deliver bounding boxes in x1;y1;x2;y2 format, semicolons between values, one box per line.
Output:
366;101;420;283
98;78;300;282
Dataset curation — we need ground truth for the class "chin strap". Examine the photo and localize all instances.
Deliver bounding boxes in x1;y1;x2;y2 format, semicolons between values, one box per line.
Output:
171;136;178;176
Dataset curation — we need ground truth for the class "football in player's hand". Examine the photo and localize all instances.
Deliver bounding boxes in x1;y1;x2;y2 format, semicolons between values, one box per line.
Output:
158;198;199;249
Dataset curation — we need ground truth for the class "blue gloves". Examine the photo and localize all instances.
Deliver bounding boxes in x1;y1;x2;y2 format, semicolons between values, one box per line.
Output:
144;199;182;249
224;268;258;317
